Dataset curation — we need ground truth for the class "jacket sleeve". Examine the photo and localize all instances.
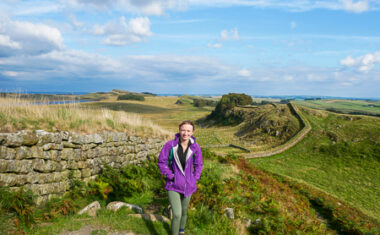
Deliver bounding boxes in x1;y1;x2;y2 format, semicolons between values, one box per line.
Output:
157;141;175;180
193;144;203;181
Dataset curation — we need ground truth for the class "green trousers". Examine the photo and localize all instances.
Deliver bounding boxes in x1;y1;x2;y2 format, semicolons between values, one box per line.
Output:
168;191;191;235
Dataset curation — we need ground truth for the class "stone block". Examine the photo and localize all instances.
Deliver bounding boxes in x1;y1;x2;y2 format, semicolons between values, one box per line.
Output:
42;143;63;151
16;146;34;160
25;182;66;196
107;147;117;156
1;147;16;160
0;173;28;186
60;161;68;171
136;151;148;161
77;161;86;169
69;133;84;144
127;145;135;153
36;130;62;145
81;168;91;178
30;146;44;159
60;131;70;141
71;170;81;179
0;133;7;145
26;172;38;184
91;166;101;175
5;133;23;147
93;134;103;144
1;160;33;173
33;159;59;173
50;150;61;161
61;148;74;160
62;141;76;148
20;130;39;146
136;144;148;152
74;149;82;161
67;160;78;170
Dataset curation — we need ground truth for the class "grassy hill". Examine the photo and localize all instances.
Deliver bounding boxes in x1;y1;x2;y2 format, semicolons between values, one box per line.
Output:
250;107;380;220
2;151;378;234
294;99;380;117
1;93;379;234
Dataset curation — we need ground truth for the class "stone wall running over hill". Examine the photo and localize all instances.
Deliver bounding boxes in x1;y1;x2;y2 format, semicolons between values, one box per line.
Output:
0;130;165;204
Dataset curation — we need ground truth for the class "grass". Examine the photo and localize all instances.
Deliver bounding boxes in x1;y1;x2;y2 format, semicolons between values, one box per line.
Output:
250;107;380;220
0;96;170;137
294;99;380;116
2;149;379;234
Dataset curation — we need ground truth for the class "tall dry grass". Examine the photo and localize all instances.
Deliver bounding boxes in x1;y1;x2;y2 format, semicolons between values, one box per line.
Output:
0;95;170;138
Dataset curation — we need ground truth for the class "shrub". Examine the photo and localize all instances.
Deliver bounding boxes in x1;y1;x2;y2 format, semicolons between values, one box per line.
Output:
207;93;253;125
117;94;145;101
193;98;217;107
91;159;165;202
0;187;36;229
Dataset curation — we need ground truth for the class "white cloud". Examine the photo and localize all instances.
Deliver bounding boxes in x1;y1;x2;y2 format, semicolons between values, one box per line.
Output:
0;35;21;49
220;28;239;41
340;55;356;66
208;43;222;48
188;0;375;13
61;0;186;15
339;0;369;13
0;15;64;57
340;52;380;72
238;69;251;77
68;14;84;28
2;71;19;77
284;75;294;81
92;16;153;46
290;21;297;29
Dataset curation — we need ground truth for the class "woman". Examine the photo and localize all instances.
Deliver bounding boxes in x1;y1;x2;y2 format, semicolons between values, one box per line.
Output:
157;120;203;235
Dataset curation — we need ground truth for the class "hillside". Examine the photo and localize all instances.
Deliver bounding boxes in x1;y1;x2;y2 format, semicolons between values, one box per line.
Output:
203;93;303;148
251;107;380;220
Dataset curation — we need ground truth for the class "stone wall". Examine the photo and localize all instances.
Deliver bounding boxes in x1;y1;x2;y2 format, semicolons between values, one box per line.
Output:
0;130;165;204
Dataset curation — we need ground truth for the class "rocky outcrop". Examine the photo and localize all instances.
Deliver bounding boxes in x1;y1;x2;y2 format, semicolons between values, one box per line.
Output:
0;130;165;204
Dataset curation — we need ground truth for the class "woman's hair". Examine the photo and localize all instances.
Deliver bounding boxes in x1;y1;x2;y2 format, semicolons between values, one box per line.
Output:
179;120;195;131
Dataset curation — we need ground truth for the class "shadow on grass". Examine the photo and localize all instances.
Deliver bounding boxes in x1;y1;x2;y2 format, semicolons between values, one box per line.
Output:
85;102;169;114
142;218;171;235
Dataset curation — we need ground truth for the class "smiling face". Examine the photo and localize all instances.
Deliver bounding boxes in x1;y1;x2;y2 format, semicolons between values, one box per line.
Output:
179;123;194;142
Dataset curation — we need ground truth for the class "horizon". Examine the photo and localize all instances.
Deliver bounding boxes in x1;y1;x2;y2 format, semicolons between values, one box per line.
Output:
0;0;379;98
2;90;380;101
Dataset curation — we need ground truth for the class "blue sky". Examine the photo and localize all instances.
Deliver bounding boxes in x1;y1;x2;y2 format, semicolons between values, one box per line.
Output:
0;0;379;98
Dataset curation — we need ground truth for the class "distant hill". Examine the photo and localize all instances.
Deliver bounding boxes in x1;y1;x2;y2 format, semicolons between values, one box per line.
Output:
202;93;303;145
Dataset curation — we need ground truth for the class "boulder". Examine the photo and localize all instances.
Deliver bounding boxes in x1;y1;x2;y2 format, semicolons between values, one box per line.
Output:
224;207;234;219
164;204;173;219
106;201;143;214
78;201;101;217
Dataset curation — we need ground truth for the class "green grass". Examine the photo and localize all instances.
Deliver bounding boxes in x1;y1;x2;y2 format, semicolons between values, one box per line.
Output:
250;107;380;220
27;208;171;235
294;99;380;116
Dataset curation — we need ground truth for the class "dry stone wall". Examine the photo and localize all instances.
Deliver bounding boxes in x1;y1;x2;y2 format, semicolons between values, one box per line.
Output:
0;130;165;204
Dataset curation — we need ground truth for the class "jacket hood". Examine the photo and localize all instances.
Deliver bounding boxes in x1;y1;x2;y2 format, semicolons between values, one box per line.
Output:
174;133;196;145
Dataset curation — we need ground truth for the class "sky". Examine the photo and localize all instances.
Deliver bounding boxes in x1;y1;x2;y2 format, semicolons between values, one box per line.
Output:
0;0;379;98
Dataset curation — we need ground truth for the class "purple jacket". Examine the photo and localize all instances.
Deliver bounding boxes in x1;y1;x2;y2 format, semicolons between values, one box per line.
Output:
157;133;203;197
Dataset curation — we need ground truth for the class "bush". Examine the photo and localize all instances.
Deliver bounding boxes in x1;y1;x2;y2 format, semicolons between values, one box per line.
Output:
0;187;36;229
207;93;252;125
91;159;165;202
117;94;145;101
193;98;217;107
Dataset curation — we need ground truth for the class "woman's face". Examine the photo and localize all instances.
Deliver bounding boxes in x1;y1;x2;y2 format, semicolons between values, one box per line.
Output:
179;124;194;142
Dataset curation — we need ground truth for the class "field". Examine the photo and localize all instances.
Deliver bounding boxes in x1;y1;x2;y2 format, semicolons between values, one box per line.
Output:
2;93;380;234
250;107;380;220
85;96;380;221
294;99;380;116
